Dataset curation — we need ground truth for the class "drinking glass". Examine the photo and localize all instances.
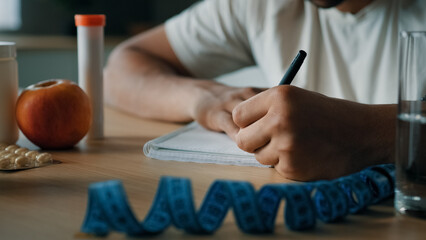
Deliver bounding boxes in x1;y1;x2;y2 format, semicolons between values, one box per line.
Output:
395;31;426;218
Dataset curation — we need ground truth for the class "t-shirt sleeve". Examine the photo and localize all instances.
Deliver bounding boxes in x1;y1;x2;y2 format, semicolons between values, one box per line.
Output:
164;0;255;79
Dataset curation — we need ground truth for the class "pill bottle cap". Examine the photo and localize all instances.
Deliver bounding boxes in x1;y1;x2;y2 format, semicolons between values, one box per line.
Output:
75;14;106;27
0;42;16;59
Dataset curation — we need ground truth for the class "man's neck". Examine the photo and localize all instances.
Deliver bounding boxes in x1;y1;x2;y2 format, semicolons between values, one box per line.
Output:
336;0;374;14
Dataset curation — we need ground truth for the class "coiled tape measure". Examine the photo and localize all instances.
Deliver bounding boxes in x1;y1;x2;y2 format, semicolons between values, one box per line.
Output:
81;164;395;237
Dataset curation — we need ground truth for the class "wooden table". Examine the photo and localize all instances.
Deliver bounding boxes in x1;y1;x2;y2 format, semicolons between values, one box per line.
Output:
1;107;425;239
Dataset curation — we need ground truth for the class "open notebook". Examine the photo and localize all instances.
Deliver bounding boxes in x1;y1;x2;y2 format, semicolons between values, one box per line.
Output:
143;122;266;167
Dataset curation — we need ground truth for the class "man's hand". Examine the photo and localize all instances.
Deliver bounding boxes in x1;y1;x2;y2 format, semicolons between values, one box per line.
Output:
191;82;263;140
104;24;263;136
232;85;396;181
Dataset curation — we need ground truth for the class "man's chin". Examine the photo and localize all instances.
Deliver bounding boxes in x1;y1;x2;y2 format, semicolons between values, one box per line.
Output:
309;0;346;8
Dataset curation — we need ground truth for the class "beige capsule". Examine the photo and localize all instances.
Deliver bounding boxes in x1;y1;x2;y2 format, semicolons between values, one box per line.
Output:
2;153;18;161
0;143;8;151
15;147;29;156
0;150;10;158
15;156;34;168
0;156;13;169
25;151;39;161
5;145;19;153
36;153;53;165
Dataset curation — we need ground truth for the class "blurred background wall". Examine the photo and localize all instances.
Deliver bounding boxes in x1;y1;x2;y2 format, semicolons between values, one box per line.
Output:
0;0;265;89
0;0;198;87
5;0;199;36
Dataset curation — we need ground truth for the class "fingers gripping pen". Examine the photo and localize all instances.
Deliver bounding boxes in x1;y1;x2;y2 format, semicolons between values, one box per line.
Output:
75;14;106;140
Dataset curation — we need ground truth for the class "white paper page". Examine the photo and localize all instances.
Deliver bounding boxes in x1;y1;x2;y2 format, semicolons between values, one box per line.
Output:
143;122;266;167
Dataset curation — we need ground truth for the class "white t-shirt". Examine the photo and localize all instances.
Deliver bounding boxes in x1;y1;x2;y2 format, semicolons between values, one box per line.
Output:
165;0;426;104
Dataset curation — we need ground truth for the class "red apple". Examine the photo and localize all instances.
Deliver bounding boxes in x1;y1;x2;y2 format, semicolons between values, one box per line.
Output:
16;79;92;149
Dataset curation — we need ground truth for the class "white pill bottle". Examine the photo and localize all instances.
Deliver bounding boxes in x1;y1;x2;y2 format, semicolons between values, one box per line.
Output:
75;14;105;140
0;42;19;144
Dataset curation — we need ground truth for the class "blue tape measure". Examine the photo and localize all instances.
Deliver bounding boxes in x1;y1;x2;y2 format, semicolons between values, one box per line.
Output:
81;164;395;237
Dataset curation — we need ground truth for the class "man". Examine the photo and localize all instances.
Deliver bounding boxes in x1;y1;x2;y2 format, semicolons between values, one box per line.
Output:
104;0;425;181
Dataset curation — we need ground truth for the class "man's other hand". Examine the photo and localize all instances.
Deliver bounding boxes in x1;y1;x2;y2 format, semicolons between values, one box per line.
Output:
192;82;263;141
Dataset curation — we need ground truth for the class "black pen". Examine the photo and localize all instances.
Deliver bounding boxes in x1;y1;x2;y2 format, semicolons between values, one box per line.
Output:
278;50;307;85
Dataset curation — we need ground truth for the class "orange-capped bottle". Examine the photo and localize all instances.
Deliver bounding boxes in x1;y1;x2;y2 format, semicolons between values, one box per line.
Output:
75;14;105;140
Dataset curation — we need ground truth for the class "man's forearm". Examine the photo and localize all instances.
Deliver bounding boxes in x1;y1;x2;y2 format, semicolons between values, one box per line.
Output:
365;104;397;165
104;45;209;122
320;101;397;174
103;24;261;138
